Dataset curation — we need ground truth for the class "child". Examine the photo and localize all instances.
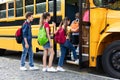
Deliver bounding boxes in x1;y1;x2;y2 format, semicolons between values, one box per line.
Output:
70;12;79;46
55;17;79;72
20;12;39;71
39;12;56;72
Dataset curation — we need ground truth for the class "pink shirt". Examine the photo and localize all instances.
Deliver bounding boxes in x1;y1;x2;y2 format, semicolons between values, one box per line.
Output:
44;22;51;34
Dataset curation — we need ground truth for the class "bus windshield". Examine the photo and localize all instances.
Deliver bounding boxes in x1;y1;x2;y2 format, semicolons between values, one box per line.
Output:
94;0;120;10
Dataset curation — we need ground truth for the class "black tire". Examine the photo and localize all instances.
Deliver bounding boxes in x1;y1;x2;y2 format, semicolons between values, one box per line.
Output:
102;40;120;79
0;49;6;56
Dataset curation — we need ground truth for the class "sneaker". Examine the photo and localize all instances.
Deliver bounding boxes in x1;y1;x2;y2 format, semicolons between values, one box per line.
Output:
29;66;39;70
57;67;65;72
47;67;57;72
42;67;47;72
75;59;79;64
20;66;27;71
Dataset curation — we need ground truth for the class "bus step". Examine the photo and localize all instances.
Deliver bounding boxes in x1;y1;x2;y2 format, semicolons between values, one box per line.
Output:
36;51;43;55
66;60;79;65
82;45;89;48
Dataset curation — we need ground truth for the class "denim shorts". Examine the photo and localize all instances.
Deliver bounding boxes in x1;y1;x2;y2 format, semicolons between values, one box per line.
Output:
43;41;50;49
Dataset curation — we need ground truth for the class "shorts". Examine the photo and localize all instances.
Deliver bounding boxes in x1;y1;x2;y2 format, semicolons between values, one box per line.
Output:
43;41;50;49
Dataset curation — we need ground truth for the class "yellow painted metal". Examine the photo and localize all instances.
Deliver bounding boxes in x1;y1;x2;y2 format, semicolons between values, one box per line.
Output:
34;0;36;15
6;2;8;18
89;0;120;67
89;7;107;67
61;0;65;19
23;0;25;16
46;0;48;12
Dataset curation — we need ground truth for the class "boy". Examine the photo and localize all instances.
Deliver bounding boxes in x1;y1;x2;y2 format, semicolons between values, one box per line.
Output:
20;12;39;71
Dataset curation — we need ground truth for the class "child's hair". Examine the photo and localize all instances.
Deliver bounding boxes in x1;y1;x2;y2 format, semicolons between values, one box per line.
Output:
39;12;50;27
59;17;70;34
25;12;33;19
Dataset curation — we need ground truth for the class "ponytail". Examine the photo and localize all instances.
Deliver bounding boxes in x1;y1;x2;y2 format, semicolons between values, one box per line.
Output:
59;17;70;35
39;12;50;27
39;14;44;27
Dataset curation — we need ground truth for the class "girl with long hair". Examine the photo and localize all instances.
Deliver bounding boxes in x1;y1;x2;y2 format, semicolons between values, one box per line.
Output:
39;12;56;72
55;17;79;72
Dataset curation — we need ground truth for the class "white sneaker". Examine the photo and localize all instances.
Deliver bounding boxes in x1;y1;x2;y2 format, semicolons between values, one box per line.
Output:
20;66;27;71
42;67;47;72
75;59;79;64
29;66;39;70
57;67;65;72
47;67;57;72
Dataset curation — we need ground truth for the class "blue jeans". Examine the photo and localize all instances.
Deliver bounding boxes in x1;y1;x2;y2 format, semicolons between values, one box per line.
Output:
21;44;34;67
58;40;78;67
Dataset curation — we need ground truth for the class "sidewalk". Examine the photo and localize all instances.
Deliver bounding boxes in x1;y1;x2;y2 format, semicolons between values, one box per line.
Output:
0;57;117;80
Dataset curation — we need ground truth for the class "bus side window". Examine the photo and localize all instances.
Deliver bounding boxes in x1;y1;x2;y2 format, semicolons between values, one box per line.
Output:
48;0;61;12
16;0;23;17
8;1;14;17
36;0;46;14
25;0;34;12
0;3;6;18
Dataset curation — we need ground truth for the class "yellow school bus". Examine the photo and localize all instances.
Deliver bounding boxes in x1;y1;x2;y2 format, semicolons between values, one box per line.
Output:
0;0;120;78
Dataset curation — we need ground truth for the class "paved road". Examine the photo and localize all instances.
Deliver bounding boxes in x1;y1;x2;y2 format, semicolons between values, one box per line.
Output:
0;51;118;80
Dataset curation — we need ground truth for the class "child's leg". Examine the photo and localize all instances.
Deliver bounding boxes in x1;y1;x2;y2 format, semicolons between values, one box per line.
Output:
65;40;78;60
58;45;67;67
43;49;48;68
21;46;28;67
28;46;34;67
48;48;55;67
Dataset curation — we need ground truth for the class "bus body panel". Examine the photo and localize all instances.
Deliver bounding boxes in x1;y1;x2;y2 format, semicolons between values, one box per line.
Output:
89;8;107;67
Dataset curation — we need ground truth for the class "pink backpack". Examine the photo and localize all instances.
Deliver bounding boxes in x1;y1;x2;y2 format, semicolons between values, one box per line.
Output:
54;27;66;44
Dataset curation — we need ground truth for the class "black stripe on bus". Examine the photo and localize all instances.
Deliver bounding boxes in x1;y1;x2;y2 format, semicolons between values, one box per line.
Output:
0;35;54;39
0;16;62;26
0;35;37;39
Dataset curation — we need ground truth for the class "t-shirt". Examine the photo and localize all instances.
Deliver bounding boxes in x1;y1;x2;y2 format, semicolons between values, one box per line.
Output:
44;22;51;34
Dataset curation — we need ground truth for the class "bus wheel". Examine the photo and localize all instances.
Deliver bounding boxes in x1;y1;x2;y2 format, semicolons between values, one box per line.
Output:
0;49;6;56
102;40;120;78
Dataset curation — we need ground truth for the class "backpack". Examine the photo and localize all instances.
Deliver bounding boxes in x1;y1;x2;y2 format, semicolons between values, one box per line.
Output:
15;28;23;44
54;27;66;44
37;26;48;46
70;20;79;32
15;21;28;44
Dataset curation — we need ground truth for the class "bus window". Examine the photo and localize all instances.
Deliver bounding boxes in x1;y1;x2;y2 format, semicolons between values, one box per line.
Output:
108;0;120;10
48;0;61;12
36;0;46;14
25;0;34;12
16;0;23;17
0;3;6;18
8;1;14;17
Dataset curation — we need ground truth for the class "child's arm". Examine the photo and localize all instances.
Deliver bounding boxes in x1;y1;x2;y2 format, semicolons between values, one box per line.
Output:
46;28;52;47
22;24;29;48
